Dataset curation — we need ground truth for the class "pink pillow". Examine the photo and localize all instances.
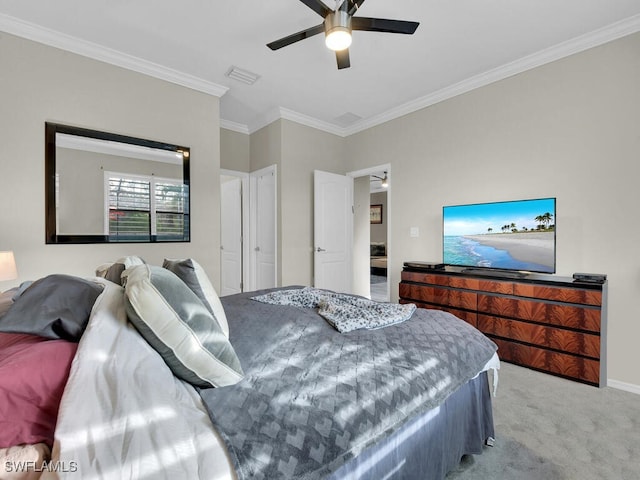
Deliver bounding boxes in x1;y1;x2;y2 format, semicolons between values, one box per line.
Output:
0;333;77;448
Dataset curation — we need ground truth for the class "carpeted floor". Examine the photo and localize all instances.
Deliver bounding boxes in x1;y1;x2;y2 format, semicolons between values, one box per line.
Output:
446;363;640;480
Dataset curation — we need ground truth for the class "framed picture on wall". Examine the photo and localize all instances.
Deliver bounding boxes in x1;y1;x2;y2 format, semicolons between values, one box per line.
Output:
370;204;383;224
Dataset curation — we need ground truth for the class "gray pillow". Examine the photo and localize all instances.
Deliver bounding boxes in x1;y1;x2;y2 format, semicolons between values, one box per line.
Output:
0;275;104;341
162;258;229;337
123;264;243;388
97;256;145;286
12;281;33;302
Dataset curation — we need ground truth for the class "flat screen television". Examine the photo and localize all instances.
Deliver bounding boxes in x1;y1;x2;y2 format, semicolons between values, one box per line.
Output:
443;197;556;274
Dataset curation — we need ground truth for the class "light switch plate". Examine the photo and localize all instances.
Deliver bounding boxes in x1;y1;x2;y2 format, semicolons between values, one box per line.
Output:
410;227;419;238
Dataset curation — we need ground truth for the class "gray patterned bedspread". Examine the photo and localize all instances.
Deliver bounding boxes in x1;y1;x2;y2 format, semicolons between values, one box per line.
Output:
200;287;497;479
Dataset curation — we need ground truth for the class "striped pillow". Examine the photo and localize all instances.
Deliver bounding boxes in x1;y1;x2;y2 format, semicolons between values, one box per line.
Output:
123;264;243;388
162;258;229;338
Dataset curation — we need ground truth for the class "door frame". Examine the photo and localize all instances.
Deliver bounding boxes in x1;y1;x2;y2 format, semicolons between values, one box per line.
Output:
347;163;391;301
220;169;250;292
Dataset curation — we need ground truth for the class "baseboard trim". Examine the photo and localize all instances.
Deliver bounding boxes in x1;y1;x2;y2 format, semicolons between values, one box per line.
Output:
608;379;640;395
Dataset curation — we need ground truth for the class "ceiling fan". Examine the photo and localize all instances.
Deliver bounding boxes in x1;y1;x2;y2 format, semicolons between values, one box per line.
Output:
267;0;419;69
371;171;388;188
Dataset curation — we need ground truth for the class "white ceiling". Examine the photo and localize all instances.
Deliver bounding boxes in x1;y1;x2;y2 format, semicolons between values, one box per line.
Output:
1;1;639;136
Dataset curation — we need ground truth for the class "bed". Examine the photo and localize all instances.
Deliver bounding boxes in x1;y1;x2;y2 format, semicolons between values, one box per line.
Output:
0;258;499;480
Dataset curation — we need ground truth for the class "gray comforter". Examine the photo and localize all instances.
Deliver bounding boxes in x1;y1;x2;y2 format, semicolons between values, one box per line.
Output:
200;287;497;479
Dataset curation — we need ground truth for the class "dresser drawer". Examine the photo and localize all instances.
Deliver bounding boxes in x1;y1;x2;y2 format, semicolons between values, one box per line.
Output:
477;315;600;358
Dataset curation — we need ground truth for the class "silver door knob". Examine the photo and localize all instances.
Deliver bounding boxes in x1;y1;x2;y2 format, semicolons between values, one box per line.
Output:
316;247;326;252
255;246;260;252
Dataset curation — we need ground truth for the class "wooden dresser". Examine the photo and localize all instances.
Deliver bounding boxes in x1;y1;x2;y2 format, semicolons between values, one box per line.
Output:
399;265;607;386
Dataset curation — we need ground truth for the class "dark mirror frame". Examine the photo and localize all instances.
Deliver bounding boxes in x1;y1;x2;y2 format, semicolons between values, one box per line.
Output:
45;122;191;244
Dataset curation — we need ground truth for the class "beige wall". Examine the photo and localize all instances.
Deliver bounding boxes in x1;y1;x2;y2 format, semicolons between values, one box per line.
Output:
246;120;345;287
221;128;250;172
250;121;282;173
344;32;640;388
280;120;345;287
0;33;222;287
249;121;282;284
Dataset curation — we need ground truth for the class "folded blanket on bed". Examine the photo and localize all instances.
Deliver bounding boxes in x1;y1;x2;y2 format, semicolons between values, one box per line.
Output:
251;287;416;333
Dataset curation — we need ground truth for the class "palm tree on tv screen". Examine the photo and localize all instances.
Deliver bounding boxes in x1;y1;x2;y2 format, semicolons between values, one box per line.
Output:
535;212;554;230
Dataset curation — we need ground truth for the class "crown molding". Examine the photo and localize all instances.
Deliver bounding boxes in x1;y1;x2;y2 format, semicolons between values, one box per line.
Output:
0;13;229;97
6;9;635;136
220;119;250;135
243;107;346;136
222;14;640;138
248;108;283;134
57;133;183;164
277;108;346;137
342;13;640;136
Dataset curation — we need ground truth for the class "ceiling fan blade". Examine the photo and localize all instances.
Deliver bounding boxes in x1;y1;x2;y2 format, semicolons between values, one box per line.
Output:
336;48;350;69
299;0;333;18
351;17;419;35
347;0;366;16
267;24;325;50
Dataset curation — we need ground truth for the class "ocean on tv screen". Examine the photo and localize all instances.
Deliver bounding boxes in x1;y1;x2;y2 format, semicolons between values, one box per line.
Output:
443;232;555;273
443;198;555;273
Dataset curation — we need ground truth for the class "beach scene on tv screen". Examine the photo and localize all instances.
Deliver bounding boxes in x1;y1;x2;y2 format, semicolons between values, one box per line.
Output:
443;198;555;273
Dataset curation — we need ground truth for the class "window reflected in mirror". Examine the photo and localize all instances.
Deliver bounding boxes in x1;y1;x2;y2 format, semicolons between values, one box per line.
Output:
45;123;190;244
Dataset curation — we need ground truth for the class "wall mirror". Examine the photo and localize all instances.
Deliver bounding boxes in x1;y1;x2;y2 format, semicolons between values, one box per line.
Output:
45;122;190;244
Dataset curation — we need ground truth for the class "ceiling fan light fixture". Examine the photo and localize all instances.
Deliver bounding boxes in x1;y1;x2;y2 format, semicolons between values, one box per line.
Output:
325;10;352;51
371;172;389;188
325;29;352;51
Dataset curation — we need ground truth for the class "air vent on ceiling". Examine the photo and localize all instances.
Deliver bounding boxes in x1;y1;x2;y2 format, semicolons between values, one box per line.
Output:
225;66;260;85
334;112;362;127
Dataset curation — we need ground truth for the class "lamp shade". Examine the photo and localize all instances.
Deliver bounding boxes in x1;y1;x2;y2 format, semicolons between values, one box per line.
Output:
0;251;18;281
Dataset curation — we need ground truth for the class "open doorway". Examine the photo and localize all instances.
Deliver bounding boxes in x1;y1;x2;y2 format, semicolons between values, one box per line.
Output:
369;182;388;302
348;164;390;302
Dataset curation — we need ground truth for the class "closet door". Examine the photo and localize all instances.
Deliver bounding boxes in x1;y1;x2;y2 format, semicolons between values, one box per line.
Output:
249;165;277;291
220;175;243;296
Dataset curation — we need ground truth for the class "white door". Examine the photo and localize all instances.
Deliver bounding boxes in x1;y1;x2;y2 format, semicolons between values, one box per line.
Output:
220;175;243;296
250;166;277;290
314;170;353;293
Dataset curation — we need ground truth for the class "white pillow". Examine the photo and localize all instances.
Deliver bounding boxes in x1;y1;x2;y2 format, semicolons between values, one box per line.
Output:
162;258;230;338
123;264;243;388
